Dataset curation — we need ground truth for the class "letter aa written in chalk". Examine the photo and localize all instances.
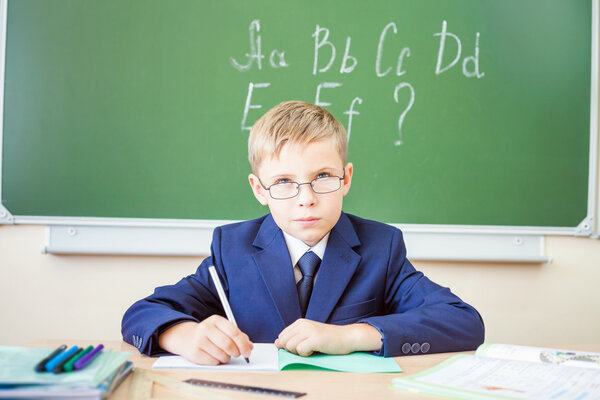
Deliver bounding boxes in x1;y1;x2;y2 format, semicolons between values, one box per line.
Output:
231;20;289;71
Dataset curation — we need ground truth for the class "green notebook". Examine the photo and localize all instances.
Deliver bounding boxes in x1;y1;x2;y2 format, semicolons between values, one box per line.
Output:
279;349;401;373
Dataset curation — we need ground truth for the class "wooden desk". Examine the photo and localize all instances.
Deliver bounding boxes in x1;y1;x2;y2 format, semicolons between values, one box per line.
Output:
30;341;600;400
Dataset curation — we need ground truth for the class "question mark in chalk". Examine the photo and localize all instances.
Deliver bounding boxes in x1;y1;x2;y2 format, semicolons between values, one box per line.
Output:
393;82;415;146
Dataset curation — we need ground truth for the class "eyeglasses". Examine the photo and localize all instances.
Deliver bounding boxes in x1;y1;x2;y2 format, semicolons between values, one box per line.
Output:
259;172;346;200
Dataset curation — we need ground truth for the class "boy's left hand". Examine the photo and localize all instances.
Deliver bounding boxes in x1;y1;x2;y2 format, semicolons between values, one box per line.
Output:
275;319;382;357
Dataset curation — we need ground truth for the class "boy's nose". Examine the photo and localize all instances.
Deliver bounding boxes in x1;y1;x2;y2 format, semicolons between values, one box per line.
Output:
296;183;317;206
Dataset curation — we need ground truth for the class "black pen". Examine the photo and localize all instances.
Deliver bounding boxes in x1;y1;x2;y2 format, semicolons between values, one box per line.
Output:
53;347;84;374
34;344;66;372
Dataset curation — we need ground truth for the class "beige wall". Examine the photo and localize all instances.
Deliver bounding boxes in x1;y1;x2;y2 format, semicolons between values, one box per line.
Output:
1;223;599;346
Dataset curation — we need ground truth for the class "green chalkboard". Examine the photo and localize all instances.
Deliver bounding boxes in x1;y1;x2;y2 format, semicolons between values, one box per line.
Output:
1;0;593;228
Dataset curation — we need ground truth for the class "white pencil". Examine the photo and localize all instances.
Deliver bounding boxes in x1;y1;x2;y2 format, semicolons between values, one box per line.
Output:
208;265;250;363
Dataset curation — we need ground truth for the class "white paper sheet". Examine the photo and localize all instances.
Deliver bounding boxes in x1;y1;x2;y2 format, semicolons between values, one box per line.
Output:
393;355;600;400
152;343;279;371
477;343;600;369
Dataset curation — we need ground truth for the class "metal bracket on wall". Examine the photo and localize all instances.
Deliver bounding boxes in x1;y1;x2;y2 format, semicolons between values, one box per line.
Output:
575;217;594;236
0;205;14;224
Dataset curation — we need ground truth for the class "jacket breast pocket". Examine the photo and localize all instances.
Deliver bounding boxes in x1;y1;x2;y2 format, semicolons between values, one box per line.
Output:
328;298;378;325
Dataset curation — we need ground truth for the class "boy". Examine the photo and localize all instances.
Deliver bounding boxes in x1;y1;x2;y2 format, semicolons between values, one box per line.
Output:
122;101;484;364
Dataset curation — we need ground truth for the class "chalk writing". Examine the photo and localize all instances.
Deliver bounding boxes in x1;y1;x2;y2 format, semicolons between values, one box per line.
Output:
241;82;270;131
393;83;415;146
315;82;342;107
376;22;398;78
232;19;484;145
344;97;363;142
231;20;263;71
312;25;336;75
396;47;410;76
231;20;289;71
340;37;358;74
434;20;484;78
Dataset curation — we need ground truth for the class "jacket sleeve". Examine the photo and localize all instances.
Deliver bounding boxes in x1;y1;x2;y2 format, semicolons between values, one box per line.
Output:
359;229;485;357
121;228;226;356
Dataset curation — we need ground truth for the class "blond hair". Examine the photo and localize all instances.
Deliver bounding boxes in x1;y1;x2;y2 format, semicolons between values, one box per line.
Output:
248;101;348;173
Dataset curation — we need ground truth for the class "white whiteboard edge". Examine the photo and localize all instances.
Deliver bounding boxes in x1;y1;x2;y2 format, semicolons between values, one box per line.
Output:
593;0;600;238
5;214;587;236
0;0;7;205
42;224;550;263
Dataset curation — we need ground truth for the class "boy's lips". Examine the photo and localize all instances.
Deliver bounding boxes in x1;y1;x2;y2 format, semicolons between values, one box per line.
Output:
295;217;319;227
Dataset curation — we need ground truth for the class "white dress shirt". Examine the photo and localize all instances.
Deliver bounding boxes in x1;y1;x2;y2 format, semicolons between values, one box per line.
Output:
282;231;329;283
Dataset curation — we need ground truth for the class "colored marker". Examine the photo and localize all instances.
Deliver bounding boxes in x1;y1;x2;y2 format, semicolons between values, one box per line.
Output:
53;347;83;374
45;346;79;372
74;344;104;370
34;344;66;372
63;345;93;372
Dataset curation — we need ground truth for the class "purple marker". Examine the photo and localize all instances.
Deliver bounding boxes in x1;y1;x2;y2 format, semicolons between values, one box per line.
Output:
74;344;104;370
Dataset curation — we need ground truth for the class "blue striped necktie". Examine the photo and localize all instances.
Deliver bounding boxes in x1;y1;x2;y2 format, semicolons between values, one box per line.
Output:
297;251;321;317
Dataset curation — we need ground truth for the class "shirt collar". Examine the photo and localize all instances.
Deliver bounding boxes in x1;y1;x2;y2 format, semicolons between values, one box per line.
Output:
282;231;329;267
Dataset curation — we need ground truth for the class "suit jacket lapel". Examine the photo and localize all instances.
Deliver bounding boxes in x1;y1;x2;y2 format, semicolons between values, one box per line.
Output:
251;215;302;327
306;213;362;322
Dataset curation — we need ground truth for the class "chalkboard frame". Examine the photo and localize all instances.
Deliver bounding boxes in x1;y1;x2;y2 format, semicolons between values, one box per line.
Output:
0;0;598;260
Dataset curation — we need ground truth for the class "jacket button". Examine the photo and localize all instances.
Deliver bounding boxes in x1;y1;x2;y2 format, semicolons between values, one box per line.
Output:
421;342;430;353
411;343;421;353
402;343;411;354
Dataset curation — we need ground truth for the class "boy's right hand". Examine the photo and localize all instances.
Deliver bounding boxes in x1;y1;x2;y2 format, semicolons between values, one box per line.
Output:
157;315;253;365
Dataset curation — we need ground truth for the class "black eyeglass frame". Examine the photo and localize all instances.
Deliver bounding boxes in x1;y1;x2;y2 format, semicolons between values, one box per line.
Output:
258;171;346;200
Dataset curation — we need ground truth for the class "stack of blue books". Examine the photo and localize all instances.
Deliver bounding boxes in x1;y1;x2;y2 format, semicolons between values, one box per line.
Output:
0;345;131;399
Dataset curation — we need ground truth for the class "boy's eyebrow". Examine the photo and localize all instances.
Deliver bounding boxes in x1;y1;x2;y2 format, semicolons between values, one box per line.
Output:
267;166;340;181
311;166;342;174
267;172;295;180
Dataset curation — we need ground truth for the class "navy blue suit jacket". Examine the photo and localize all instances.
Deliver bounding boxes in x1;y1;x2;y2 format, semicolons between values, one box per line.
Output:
122;213;484;357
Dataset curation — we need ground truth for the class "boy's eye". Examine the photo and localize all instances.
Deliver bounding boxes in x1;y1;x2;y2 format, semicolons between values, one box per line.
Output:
316;172;332;180
274;178;293;185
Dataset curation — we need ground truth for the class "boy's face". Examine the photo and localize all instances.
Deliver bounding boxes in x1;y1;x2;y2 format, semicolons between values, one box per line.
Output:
248;139;353;247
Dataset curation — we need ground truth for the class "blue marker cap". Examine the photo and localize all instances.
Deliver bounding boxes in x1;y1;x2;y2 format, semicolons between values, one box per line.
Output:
45;346;79;372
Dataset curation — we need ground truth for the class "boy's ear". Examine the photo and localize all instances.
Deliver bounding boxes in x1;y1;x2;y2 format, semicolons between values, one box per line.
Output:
342;162;353;196
248;174;269;206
